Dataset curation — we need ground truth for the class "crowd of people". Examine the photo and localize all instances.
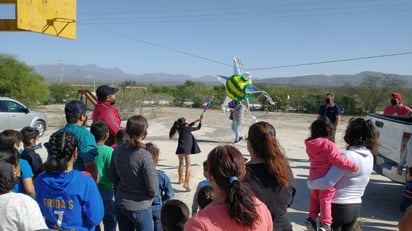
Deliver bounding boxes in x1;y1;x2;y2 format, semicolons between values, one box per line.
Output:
0;87;411;231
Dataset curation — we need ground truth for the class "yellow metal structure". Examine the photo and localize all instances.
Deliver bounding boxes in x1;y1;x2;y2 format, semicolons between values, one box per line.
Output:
0;0;76;39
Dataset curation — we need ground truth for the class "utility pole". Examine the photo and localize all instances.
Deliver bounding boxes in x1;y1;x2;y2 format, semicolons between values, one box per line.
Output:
57;59;64;84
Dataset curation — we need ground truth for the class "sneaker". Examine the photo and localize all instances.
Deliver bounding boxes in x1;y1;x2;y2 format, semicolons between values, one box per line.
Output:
234;136;243;144
304;217;317;231
318;223;332;231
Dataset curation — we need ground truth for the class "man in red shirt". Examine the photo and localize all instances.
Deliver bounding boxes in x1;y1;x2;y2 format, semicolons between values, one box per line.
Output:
93;85;124;147
383;92;412;116
383;92;412;178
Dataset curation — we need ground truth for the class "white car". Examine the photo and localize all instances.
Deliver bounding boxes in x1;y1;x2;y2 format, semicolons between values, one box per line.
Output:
0;97;48;136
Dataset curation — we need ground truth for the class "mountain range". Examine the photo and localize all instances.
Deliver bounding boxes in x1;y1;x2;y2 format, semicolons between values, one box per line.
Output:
32;64;412;88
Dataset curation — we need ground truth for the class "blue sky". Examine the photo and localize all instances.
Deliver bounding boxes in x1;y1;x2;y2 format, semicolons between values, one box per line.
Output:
1;0;411;80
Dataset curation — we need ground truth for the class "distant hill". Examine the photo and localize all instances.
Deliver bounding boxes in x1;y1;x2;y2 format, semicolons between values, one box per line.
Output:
253;71;412;88
32;64;412;88
33;64;219;86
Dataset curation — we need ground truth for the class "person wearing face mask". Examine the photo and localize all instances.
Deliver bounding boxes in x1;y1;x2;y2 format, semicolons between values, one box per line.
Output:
317;93;341;142
383;92;412;179
0;129;35;198
20;126;44;178
93;85;124;147
60;100;99;182
383;92;412;116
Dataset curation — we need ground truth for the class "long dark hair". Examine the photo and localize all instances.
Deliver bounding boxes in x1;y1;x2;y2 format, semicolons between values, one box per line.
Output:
247;121;291;187
43;131;78;173
0;146;19;194
169;117;186;139
344;118;379;155
126;115;148;149
146;142;160;164
207;145;259;227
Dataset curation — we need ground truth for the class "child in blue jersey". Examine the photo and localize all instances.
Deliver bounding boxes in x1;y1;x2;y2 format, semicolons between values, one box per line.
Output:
191;160;212;215
146;142;175;231
90;121;117;231
0;129;35;198
35;131;104;231
20;126;44;177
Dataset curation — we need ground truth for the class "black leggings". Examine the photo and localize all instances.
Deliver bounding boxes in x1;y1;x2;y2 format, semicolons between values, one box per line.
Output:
331;203;361;231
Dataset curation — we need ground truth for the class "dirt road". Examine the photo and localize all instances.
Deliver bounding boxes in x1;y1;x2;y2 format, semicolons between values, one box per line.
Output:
36;105;404;230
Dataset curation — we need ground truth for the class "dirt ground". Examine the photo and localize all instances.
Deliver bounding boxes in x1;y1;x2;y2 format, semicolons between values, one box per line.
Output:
36;105;404;230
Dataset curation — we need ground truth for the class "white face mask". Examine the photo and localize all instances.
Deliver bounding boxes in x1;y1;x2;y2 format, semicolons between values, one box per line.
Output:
18;145;24;154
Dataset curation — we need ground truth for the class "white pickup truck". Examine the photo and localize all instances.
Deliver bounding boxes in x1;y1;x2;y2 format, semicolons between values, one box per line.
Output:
367;113;411;184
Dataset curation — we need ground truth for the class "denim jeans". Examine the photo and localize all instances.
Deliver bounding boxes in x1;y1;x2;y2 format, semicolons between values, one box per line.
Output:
231;120;242;141
152;208;161;231
95;188;117;231
115;206;153;231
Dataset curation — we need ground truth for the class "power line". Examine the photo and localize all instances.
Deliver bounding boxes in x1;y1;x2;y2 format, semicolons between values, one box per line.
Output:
78;2;411;24
79;22;412;72
247;52;412;71
79;23;233;68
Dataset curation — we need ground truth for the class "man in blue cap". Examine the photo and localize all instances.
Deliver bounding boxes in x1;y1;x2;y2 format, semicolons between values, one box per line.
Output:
61;100;98;181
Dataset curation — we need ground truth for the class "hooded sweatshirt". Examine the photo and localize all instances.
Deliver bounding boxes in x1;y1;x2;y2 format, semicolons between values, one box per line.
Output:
35;170;104;231
308;146;374;204
305;137;357;180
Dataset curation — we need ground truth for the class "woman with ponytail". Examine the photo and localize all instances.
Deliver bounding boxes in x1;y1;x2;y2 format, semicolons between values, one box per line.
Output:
243;121;296;231
185;145;272;230
308;118;379;231
109;115;158;230
35;131;104;231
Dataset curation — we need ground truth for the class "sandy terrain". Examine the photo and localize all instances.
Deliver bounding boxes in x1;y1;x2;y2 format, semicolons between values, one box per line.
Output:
36;105;404;230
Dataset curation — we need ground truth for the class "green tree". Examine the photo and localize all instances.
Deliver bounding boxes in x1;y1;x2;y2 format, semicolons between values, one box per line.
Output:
47;83;77;104
173;81;214;108
359;75;405;113
0;54;49;107
302;93;324;114
339;95;363;115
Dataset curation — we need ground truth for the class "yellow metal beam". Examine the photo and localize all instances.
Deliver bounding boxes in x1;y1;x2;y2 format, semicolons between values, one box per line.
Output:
0;0;76;40
0;0;17;4
0;19;20;30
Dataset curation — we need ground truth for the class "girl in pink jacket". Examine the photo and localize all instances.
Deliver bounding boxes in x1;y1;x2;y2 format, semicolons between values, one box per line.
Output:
304;117;358;231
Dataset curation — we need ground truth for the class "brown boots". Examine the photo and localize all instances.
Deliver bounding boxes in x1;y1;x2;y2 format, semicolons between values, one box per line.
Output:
178;168;184;184
178;154;191;191
183;170;191;191
178;167;191;191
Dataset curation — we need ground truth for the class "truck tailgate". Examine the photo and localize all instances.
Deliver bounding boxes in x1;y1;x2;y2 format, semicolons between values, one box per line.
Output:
368;113;412;183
